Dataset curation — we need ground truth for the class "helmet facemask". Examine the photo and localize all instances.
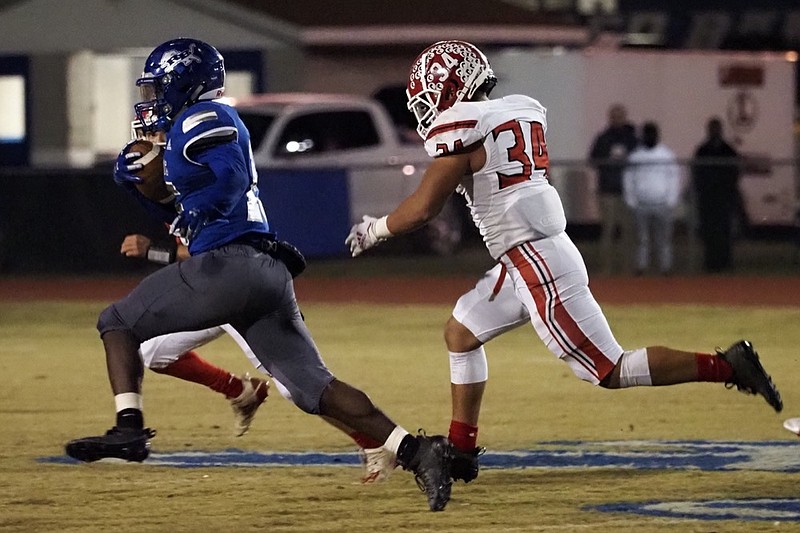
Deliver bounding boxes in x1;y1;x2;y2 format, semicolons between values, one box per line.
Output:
407;87;441;139
130;118;166;145
134;75;173;133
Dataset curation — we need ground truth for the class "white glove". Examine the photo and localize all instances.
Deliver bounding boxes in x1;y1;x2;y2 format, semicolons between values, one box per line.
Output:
345;215;392;257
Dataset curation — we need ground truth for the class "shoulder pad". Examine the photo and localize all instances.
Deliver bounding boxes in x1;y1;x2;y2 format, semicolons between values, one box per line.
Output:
505;94;546;113
177;102;236;135
175;102;238;161
424;103;484;157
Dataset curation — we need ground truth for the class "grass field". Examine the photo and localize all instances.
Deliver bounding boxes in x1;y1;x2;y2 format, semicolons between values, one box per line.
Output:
2;287;800;532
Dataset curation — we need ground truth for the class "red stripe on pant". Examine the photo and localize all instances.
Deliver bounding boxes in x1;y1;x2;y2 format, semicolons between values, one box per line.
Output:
507;244;615;381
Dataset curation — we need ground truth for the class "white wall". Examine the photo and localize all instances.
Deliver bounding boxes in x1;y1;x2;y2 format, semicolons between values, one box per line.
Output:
0;75;25;141
491;48;798;224
225;71;255;100
493;48;796;160
92;54;140;157
66;51;94;167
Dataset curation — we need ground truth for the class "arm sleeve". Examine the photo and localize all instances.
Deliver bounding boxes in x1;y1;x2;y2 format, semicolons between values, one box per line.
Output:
192;141;250;218
178;106;250;218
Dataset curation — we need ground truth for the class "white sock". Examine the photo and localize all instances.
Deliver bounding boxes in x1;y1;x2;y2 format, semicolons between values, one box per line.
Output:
383;426;410;455
114;392;143;412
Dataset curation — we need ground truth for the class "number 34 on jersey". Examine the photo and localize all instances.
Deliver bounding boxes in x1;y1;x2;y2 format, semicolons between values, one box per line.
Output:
424;96;551;191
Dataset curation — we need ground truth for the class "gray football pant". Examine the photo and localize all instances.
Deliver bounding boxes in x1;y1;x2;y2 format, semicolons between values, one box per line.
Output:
97;242;334;413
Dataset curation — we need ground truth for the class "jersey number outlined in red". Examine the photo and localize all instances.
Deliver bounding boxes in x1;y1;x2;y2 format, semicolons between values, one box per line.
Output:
491;120;549;189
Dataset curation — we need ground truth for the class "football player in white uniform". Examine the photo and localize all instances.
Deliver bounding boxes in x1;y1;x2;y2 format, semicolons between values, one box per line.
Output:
346;40;783;484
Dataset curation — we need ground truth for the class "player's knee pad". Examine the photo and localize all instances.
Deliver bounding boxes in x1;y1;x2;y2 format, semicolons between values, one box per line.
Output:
449;346;488;385
618;348;652;387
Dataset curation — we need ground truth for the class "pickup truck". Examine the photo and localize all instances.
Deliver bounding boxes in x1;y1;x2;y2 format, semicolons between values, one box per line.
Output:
232;93;464;255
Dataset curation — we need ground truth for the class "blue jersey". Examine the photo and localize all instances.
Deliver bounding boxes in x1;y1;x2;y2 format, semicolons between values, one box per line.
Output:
164;100;272;254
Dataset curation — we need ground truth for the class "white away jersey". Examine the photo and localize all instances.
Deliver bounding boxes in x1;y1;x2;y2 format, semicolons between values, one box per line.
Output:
425;95;566;259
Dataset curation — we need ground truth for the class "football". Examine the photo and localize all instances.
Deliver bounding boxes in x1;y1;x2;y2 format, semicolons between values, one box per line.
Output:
124;140;173;203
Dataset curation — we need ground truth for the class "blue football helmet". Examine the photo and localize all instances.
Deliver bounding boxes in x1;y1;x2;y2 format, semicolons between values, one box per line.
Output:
134;38;225;133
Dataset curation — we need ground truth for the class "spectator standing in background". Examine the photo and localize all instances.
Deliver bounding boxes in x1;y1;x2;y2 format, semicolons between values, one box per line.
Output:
623;121;681;276
691;117;741;273
589;103;637;275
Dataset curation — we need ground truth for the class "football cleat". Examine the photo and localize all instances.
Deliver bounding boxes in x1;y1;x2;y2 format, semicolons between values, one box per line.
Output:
451;446;485;483
398;431;454;512
230;373;269;437
718;340;782;412
783;418;800;436
359;446;397;484
65;426;156;463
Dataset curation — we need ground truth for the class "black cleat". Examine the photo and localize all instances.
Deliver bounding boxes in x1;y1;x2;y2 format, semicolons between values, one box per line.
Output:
451;446;485;483
718;340;783;412
65;427;156;463
400;432;453;512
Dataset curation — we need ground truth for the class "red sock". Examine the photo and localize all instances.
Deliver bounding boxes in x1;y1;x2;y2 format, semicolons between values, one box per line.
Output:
349;431;383;450
695;352;734;382
449;420;479;452
153;351;244;398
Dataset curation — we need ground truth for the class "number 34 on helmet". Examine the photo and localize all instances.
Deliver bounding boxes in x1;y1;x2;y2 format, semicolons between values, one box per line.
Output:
406;40;497;139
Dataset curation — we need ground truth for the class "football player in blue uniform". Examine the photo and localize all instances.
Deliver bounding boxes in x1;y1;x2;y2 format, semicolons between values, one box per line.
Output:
65;38;453;512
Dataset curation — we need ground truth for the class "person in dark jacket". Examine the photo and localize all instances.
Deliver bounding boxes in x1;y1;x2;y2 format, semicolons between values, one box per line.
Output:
692;117;741;273
589;103;638;275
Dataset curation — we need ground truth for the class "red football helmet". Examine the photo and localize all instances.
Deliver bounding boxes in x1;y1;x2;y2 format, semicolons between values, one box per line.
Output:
406;40;496;138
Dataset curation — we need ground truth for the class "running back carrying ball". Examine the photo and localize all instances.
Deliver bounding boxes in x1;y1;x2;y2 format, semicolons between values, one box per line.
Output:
124;140;173;203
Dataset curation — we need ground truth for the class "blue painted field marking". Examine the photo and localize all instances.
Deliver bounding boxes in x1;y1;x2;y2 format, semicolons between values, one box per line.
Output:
590;498;800;522
40;440;800;472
